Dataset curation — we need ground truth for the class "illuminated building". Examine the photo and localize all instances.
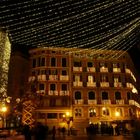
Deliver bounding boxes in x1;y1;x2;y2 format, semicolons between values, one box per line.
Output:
25;47;140;133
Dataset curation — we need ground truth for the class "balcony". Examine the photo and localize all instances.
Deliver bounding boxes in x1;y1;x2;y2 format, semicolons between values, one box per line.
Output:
60;91;69;96
73;82;83;87
28;76;36;82
36;90;45;95
126;83;133;88
113;68;121;73
87;67;96;72
48;90;58;96
129;100;135;105
116;99;124;105
60;75;69;81
74;99;83;104
100;67;108;72
114;82;122;87
88;100;97;105
73;67;82;72
49;75;58;80
102;100;111;105
125;68;131;74
100;82;109;87
37;74;46;81
87;82;96;87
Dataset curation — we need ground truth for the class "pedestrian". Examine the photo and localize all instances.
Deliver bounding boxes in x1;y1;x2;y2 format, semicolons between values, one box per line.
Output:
52;126;56;140
22;124;31;140
33;122;47;140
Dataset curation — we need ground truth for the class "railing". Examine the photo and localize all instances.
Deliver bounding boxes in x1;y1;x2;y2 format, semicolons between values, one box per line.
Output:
88;100;97;105
87;82;96;87
73;67;82;72
100;82;109;87
87;67;96;72
102;100;111;104
116;99;124;105
73;82;83;86
113;68;121;73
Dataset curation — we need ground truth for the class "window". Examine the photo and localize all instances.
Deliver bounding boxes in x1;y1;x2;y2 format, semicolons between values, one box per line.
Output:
74;75;81;81
115;92;121;99
62;84;67;90
50;99;56;107
75;91;81;100
47;113;57;119
102;92;108;100
49;69;57;75
88;91;95;99
113;63;119;68
39;83;45;90
101;75;108;82
100;62;107;67
62;58;67;67
50;84;56;90
127;92;131;100
38;113;46;119
74;61;81;67
41;57;45;66
128;108;133;117
62;70;67;75
116;108;123;116
75;108;82;117
87;62;93;67
102;107;110;116
51;58;56;66
32;59;36;68
89;108;96;117
88;75;94;83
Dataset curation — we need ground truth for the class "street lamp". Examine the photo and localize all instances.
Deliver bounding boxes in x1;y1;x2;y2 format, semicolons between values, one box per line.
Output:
63;111;72;136
1;105;7;128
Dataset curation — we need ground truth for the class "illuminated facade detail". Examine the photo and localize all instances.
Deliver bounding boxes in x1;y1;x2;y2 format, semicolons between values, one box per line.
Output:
0;30;11;95
27;47;140;133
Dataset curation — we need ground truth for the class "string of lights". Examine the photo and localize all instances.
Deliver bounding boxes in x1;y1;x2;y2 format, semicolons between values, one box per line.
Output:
0;0;139;59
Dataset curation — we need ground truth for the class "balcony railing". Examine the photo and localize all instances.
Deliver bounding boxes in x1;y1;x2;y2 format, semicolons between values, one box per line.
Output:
49;75;58;80
100;67;108;72
100;82;109;87
102;100;111;104
48;90;58;96
114;82;122;87
116;99;124;105
113;68;121;73
87;82;96;87
73;82;83;86
60;91;69;96
74;99;83;104
126;83;133;88
28;76;36;82
88;100;97;105
87;67;96;72
36;90;45;95
60;75;69;81
125;68;131;74
37;74;46;81
73;67;82;72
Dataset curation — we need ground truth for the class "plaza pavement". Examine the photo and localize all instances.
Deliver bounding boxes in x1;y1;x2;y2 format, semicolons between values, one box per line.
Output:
0;134;134;140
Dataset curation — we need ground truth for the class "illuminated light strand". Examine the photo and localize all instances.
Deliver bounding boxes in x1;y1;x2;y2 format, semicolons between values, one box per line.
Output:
0;0;139;50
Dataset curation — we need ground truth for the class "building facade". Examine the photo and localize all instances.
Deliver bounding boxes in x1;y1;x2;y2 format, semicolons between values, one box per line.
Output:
22;47;140;133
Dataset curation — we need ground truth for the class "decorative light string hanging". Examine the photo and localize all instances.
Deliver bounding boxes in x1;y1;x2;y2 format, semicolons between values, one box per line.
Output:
0;0;139;58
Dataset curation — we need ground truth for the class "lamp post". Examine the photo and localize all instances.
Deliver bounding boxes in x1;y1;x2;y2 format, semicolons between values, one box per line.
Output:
63;112;72;136
1;105;7;128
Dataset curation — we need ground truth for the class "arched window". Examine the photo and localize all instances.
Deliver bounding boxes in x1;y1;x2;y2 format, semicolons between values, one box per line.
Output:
89;108;96;117
102;92;108;100
127;92;131;100
115;92;121;99
88;91;95;100
102;107;110;116
128;108;133;117
75;91;81;100
116;108;123;117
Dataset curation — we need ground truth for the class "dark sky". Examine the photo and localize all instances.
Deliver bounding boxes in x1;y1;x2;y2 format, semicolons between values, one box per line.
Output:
128;45;140;76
